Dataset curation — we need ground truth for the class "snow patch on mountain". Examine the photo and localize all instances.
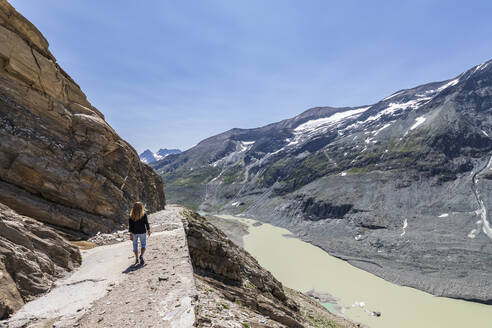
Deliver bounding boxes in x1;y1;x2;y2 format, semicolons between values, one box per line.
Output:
295;107;370;132
211;141;255;168
474;61;490;72
286;138;299;146
410;116;426;130
400;219;408;237
365;97;431;122
436;78;459;92
239;141;255;152
139;148;181;164
373;123;392;136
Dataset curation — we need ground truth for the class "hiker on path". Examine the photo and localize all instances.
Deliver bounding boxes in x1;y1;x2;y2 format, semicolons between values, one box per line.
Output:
129;202;151;265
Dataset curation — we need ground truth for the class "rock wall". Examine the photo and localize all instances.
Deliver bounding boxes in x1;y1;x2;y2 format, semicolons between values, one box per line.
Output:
182;210;305;327
0;0;165;235
0;202;81;319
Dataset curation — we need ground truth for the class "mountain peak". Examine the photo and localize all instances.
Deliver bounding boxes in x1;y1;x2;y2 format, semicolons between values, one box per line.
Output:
139;148;182;164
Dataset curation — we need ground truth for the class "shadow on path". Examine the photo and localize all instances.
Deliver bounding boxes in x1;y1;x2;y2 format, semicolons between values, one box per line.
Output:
122;263;146;274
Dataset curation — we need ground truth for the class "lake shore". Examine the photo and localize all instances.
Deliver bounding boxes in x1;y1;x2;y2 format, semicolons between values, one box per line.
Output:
214;214;492;328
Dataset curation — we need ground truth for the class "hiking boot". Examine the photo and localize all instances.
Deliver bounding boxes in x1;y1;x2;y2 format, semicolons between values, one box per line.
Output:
139;255;145;265
134;258;139;266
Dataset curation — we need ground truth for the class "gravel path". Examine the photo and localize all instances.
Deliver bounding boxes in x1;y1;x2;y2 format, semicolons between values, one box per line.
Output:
6;206;197;328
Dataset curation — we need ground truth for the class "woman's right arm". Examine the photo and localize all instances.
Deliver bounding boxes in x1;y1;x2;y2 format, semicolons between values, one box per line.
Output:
129;218;134;240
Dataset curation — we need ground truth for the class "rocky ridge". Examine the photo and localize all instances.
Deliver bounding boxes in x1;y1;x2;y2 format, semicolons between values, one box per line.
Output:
154;60;492;302
0;202;80;319
182;209;303;327
0;0;165;236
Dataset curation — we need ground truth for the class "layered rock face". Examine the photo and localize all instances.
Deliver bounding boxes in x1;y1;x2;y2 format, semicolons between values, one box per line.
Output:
0;202;81;319
182;210;305;327
0;0;165;235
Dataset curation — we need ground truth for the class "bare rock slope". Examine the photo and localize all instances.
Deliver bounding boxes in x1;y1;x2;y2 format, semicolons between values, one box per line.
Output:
0;0;165;236
0;202;80;319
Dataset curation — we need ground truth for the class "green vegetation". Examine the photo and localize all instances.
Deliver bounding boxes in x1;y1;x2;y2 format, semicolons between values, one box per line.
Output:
167;165;221;187
346;166;373;174
339;134;432;176
221;186;241;199
305;314;338;328
242;280;256;290
387;135;428;155
261;151;339;193
261;157;293;187
165;185;204;211
241;323;250;328
221;164;245;184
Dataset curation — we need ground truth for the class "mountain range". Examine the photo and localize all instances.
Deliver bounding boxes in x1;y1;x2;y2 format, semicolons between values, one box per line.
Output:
152;59;492;303
139;148;181;164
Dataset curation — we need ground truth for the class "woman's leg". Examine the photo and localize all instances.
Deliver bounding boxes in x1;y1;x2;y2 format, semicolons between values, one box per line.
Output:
140;233;147;258
132;235;139;261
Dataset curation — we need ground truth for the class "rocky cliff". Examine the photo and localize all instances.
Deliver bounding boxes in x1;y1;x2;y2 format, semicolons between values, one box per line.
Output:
0;0;165;236
154;60;492;302
183;210;302;325
0;202;80;319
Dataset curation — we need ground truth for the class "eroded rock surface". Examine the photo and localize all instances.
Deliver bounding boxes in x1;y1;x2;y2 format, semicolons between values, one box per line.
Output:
0;0;165;235
0;203;80;319
182;210;304;327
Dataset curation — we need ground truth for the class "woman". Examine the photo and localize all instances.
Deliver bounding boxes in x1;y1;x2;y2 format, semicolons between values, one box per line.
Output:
129;202;151;265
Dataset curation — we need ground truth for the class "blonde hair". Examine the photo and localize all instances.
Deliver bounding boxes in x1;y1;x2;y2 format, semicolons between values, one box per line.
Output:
130;202;146;221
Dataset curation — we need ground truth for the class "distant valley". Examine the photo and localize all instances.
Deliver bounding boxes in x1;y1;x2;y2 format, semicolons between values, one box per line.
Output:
152;60;492;303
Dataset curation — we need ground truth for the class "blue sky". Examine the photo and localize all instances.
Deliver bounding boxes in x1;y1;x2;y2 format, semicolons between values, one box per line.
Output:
10;0;492;152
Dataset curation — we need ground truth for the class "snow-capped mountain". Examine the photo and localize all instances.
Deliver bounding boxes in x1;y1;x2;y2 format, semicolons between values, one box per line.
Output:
139;148;181;164
152;59;492;303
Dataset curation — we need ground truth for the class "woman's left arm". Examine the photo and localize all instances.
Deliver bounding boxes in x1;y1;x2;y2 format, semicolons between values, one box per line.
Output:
145;215;151;236
129;218;134;240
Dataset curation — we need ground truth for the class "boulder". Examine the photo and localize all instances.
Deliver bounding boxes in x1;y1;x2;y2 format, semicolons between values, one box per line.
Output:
0;202;81;319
